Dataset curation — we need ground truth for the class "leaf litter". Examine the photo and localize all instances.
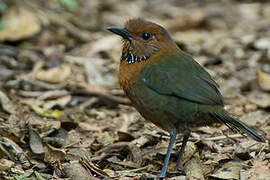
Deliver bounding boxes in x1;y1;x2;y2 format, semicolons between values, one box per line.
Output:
0;0;269;179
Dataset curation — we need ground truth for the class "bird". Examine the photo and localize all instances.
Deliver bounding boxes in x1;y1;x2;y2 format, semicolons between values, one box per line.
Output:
107;18;265;178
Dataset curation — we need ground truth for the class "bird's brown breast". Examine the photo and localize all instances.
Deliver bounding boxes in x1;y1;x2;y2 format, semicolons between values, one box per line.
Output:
118;58;181;131
118;60;152;92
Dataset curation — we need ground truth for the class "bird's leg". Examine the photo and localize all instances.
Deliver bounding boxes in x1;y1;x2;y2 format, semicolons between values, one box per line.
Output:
159;128;177;178
174;132;190;172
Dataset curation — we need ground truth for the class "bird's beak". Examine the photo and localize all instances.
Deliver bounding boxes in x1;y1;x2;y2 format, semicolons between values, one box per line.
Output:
106;27;134;40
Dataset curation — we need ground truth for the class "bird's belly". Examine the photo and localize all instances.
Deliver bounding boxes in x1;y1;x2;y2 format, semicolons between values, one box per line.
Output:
126;83;208;133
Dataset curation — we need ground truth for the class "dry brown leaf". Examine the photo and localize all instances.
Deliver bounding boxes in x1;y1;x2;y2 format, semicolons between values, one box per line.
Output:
35;64;71;84
80;157;109;178
155;140;171;156
0;137;24;155
29;127;45;154
47;121;61;130
107;156;139;168
184;153;205;180
203;153;229;165
0;7;41;41
78;122;102;132
257;71;270;91
248;91;270;108
130;136;150;148
0;1;269;179
210;160;243;180
117;131;135;142
181;141;198;166
197;126;221;134
84;59;116;87
240;110;270;126
248;159;270;180
0;159;14;171
168;176;186;180
44;144;66;163
254;38;270;50
62;161;93;180
235;140;262;160
28;115;60;133
87;36;121;57
98;131;118;145
0;90;15;114
244;103;257;112
128;143;142;167
43;95;71;110
37;90;70;100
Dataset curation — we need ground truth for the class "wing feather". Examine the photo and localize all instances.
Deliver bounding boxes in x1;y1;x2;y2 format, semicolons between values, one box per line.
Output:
141;51;224;106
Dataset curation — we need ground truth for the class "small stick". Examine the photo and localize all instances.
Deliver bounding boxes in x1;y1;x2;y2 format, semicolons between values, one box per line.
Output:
71;89;131;105
116;165;149;173
202;134;245;141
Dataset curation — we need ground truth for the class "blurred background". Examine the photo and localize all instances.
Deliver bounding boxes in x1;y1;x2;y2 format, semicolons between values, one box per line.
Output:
0;0;269;179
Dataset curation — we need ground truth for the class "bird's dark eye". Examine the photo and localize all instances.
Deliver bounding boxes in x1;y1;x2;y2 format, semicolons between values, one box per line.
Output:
142;32;151;40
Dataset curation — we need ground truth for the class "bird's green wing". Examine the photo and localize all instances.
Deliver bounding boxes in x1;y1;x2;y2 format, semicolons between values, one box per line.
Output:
141;51;224;106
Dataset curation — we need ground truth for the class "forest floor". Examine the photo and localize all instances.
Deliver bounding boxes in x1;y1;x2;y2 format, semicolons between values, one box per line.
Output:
0;0;269;179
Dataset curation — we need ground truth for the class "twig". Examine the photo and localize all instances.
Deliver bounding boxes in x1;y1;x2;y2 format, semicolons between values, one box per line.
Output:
79;97;99;109
37;90;70;100
18;90;70;100
0;45;18;60
18;90;44;98
202;134;244;141
116;165;149;173
71;89;131;105
7;77;67;90
0;143;14;161
0;90;15;114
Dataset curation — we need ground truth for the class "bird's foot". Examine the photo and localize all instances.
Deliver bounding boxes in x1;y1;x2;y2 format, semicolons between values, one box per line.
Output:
158;172;165;178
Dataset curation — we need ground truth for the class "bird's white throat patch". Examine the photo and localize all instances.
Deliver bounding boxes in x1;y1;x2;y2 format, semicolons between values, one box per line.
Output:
121;51;149;64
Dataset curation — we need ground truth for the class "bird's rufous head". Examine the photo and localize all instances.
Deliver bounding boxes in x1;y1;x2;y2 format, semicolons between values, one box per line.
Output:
107;19;177;64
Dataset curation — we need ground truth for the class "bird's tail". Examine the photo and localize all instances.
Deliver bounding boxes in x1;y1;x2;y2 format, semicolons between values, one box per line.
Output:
210;112;265;142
